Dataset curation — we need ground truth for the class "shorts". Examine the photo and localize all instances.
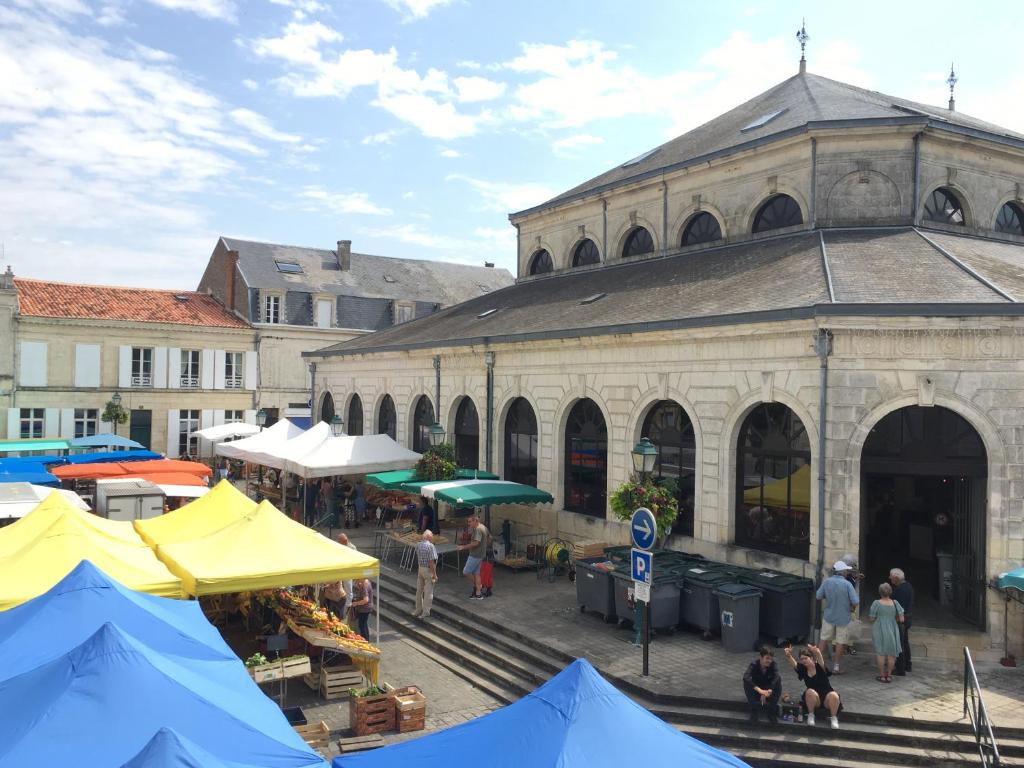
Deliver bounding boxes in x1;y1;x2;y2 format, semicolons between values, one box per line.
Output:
463;556;482;576
820;620;851;645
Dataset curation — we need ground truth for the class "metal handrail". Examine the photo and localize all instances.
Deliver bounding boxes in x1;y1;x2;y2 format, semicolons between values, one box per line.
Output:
964;646;1002;767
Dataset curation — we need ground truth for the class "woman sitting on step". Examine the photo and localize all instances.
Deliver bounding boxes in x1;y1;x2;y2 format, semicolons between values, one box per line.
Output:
783;643;843;729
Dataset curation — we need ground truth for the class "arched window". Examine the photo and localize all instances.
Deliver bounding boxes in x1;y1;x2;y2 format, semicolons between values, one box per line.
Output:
622;227;654;258
454;398;479;469
529;249;553;275
735;403;811;560
572;239;600;267
319;392;335;423
378;395;396;441
347;394;363;436
641;401;696;537
923;187;965;225
752;194;803;233
504;397;537;487
412;396;435;454
995;202;1024;235
681;212;722;247
564;399;607;517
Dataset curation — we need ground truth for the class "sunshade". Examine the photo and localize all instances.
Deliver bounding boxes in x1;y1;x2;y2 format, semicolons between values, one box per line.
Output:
155;500;379;596
215;418;302;460
0;560;235;683
742;463;811;511
997;567;1024;591
0;623;325;767
285;433;422;478
235;421;331;470
0;455;67;467
129;471;207;487
0;438;68;453
332;658;749;768
0;496;181;610
69;432;144;449
414;479;554;506
135;479;256;547
65;449;161;464
192;423;261;441
124;727;293;768
0;464;60;487
0;483;89;521
53;459;212;482
366;467;498;491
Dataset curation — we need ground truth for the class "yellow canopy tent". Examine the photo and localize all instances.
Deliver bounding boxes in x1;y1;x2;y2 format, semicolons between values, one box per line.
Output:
154;500;379;597
134;479;257;547
742;463;812;511
0;496;181;610
0;492;141;557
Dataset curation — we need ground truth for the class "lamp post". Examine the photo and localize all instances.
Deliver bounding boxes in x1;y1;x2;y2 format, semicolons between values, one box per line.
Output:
629;436;659;676
255;408;267;429
330;414;345;437
428;422;446;448
110;392;123;436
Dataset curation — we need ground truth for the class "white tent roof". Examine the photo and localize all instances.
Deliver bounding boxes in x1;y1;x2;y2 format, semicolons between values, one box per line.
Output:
284;433;422;478
0;483;91;520
191;423;260;442
225;422;332;470
156;484;210;499
214;419;302;460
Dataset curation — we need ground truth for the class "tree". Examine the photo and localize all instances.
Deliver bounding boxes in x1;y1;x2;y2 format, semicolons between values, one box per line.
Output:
101;399;128;434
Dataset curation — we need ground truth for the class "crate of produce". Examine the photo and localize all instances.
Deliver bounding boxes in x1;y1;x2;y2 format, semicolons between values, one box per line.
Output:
349;687;396;736
393;686;426;733
247;655;311;683
570;540;607;561
293;721;331;754
320;663;364;700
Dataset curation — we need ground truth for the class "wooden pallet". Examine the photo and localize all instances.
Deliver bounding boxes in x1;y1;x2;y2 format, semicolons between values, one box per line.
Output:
337;734;384;754
349;692;395;736
320;664;364;700
293;721;330;754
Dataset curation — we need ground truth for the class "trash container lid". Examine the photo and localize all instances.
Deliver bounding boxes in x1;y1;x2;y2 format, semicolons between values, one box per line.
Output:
740;570;814;592
713;582;763;599
680;566;736;585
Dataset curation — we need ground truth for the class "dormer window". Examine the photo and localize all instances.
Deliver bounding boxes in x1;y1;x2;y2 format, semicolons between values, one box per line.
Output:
395;302;414;324
275;261;302;274
263;294;281;324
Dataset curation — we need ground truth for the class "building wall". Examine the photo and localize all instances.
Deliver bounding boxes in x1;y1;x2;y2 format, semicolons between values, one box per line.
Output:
315;316;1024;656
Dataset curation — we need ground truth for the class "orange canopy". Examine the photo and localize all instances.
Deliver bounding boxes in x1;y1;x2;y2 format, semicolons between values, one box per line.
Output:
119;460;212;477
127;472;207;487
53;464;129;481
52;460;212;482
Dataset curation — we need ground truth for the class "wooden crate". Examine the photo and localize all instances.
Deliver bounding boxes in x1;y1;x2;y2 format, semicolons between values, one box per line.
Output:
349;692;395;736
248;655;311;683
320;664;364;700
393;686;426;733
396;709;425;733
338;734;383;753
293;721;330;754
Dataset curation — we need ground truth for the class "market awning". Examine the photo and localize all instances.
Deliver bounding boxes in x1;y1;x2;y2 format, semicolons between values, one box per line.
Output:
997;567;1024;592
191;423;261;442
65;450;162;465
69;433;144;450
53;459;212;482
412;479;554;506
284;433;422;478
0;483;89;521
134;479;256;547
367;468;499;491
226;421;331;470
0;438;69;454
156;484;210;499
0;464;60;487
214;419;302;460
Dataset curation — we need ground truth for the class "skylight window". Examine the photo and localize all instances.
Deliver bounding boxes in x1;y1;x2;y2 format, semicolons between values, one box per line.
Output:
477;283;492;293
275;261;303;274
477;308;498;318
621;148;659;168
579;293;606;305
740;108;787;132
383;274;396;283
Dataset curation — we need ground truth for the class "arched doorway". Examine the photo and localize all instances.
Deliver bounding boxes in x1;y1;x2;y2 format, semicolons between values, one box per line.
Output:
320;392;335;423
641;400;696;537
564;399;607;517
378;395;396;440
348;394;363;436
411;396;435;454
454;398;479;469
861;405;987;627
504;398;537;486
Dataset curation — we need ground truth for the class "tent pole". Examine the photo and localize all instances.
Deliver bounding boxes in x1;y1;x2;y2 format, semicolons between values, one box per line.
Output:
375;575;380;645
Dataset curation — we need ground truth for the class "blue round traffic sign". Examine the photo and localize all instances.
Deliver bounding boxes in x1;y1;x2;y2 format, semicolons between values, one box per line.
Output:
630;506;657;550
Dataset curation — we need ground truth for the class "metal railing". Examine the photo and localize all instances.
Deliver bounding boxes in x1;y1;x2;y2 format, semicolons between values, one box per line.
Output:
131;374;152;387
180;375;200;388
224;375;244;389
964;646;1002;767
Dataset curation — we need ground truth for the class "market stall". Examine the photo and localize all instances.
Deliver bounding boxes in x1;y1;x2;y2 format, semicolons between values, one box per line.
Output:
0;482;88;526
134;479;256;547
284;434;421;479
215;419;302;461
69;433;145;451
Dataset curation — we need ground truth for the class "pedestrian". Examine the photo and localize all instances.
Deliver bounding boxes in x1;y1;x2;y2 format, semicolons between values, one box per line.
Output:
890;567;914;675
304;478;320;527
742;646;782;723
352;478;366;525
869;582;905;682
337;533;357;618
783;644;842;729
417;496;436;534
816;560;859;674
322;579;346;621
321;477;337;527
412;530;439;619
457;514;490;600
350;578;374;640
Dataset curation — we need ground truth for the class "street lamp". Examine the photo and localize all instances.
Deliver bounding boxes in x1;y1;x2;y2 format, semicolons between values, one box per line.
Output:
330;414;345;437
255;408;267;428
428;422;446;448
110;392;123;436
631;437;658;480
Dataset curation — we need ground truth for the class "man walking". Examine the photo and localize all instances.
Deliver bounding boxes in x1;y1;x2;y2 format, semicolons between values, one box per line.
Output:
457;514;490;600
816;560;859;674
412;530;439;619
890;567;914;675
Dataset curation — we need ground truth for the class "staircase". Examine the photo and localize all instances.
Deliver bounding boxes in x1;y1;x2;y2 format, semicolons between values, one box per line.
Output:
376;570;1024;768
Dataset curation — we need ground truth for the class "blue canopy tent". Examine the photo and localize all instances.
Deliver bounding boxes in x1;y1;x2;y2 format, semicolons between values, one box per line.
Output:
123;727;277;768
65;449;162;465
333;659;750;768
70;433;145;450
0;623;326;767
0;560;236;682
0;455;67;467
0;464;59;487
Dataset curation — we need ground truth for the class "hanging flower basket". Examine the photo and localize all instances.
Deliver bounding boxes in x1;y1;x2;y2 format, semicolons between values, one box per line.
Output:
609;477;679;538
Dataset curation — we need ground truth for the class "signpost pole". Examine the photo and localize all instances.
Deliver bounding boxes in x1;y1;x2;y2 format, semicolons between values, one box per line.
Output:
643;601;650;676
629;506;657;678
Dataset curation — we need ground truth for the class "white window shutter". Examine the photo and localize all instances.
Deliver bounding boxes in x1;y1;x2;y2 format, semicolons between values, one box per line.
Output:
6;409;19;440
118;346;132;389
200;409;214;455
244;409;256;425
167;348;181;389
19;341;47;386
99;418;113;435
152;347;168;388
60;408;75;438
244;351;258;391
74;344;101;388
166;410;179;458
213;350;226;390
44;408;59;438
213;410;225;427
201;349;215;389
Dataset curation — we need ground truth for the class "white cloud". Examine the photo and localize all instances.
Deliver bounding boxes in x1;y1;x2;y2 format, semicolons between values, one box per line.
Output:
446;174;557;213
251;20;343;67
241;78;259;91
268;0;327;12
299;185;392;215
359;222;468;250
439;148;460;158
552;133;603;155
381;0;452;21
453;76;506;103
229;108;301;143
141;0;236;22
129;42;175;62
361;130;398;145
457;60;481;70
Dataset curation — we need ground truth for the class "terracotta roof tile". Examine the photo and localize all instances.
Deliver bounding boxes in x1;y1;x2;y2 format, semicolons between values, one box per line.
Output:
15;279;249;329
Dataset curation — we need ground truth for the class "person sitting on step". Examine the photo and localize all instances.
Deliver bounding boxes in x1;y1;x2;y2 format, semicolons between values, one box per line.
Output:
742;646;782;723
783;643;843;729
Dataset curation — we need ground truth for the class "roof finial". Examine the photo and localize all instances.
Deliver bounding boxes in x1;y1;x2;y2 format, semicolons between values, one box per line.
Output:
796;19;809;74
946;62;958;111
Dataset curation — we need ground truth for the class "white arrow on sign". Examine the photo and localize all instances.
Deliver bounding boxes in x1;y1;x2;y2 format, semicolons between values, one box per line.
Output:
633;517;652;537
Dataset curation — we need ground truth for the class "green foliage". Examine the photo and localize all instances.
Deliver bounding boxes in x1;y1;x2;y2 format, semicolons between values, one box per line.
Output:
609;476;680;537
101;400;128;427
415;441;456;481
349;685;388;698
245;652;269;668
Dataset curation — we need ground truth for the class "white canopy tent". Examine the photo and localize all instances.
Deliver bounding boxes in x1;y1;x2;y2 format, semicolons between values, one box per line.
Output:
214;419;302;461
155;484;210;499
191;423;261;442
0;483;91;521
284;434;422;479
230;421;331;470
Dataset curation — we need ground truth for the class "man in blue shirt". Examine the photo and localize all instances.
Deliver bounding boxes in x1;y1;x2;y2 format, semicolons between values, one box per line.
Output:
816;561;859;674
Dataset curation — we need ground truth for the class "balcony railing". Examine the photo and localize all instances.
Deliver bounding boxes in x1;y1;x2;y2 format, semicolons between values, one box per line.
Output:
131;374;152;387
225;375;244;389
180;375;200;389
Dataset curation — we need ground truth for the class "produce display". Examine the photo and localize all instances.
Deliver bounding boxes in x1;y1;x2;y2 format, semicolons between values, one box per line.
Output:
258;589;380;657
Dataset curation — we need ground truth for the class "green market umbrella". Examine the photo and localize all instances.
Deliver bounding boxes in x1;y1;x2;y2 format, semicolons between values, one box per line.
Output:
997;567;1024;592
366;468;498;491
409;480;553;507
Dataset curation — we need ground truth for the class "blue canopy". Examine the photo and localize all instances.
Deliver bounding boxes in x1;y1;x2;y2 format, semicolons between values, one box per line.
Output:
0;623;326;767
0;560;235;683
333;659;750;768
65;449;162;465
0;464;59;487
124;727;268;768
0;455;67;467
998;567;1024;592
70;433;145;450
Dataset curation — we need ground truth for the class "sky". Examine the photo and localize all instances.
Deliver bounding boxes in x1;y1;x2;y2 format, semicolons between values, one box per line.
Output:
2;0;1023;288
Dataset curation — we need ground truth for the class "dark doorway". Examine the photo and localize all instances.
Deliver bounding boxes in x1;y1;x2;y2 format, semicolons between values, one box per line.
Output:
411;396;435;454
129;409;151;450
347;394;363;436
320;392;335;423
454;398;479;469
564;399;607;517
504;398;537;486
861;406;987;628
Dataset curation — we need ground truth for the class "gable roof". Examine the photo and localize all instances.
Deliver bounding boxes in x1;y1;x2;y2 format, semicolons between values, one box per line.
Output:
518;72;1024;216
15;279;248;329
220;237;514;305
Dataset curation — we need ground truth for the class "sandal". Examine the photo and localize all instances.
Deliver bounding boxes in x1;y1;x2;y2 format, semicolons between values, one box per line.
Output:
884;675;893;683
876;675;887;683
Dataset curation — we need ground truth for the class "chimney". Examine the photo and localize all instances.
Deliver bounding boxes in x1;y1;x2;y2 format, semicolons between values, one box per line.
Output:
484;261;494;268
224;249;238;310
0;265;13;290
337;240;352;271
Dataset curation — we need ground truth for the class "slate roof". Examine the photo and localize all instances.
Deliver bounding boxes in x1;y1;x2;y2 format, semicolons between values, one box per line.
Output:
519;72;1024;215
220;237;514;304
309;228;1024;357
15;279;249;329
